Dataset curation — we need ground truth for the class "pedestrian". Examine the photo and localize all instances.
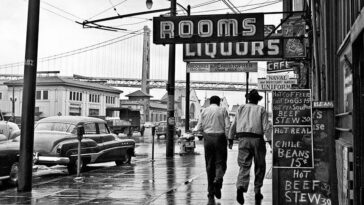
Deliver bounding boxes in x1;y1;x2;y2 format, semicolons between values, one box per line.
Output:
193;95;230;203
228;89;270;204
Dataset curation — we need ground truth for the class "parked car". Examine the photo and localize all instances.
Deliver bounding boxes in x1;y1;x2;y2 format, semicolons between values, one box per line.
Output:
155;121;181;138
0;121;21;186
33;116;136;174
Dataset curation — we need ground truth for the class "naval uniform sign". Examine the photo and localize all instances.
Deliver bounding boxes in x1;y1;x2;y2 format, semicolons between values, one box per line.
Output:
153;13;264;44
187;62;258;73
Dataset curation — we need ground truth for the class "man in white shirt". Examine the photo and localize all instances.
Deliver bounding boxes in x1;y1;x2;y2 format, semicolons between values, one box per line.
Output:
194;96;230;203
228;89;270;204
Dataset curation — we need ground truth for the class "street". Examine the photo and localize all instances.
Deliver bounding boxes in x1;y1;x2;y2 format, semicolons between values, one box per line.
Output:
0;128;273;204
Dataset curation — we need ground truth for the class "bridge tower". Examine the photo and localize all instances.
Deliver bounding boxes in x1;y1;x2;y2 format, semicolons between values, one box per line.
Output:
141;26;151;121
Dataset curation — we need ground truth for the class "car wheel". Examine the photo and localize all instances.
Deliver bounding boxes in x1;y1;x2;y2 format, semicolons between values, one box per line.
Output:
67;158;85;175
115;152;131;166
6;162;19;186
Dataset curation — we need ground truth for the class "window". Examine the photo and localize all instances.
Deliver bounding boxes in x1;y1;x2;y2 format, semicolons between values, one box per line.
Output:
70;91;83;101
89;94;100;103
98;123;109;134
89;108;99;116
36;91;42;100
43;91;48;100
0;92;2;100
84;123;97;134
106;96;116;104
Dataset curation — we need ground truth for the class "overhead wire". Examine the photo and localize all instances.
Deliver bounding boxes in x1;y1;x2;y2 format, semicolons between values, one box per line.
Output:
192;0;280;14
42;1;83;21
87;0;128;20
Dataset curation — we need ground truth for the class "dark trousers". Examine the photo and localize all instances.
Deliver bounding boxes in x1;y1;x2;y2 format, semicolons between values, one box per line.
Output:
236;133;266;193
203;133;227;195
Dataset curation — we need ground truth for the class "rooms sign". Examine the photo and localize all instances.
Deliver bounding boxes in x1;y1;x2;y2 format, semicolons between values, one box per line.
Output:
153;13;264;44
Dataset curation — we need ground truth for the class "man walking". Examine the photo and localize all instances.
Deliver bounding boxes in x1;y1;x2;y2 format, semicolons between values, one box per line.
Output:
228;89;270;204
193;96;230;203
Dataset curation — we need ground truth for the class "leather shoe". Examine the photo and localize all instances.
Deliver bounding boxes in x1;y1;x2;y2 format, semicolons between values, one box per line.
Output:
255;192;263;201
237;188;244;204
213;182;221;199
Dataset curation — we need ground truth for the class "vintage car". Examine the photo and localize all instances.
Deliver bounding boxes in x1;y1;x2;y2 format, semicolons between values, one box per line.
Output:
0;121;21;186
33;116;136;174
155;121;181;138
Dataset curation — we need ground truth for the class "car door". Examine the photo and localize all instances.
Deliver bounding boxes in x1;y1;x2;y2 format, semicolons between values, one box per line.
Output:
98;122;122;161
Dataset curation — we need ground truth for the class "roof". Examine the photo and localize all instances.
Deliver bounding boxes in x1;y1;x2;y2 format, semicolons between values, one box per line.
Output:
125;90;152;98
4;76;122;94
37;116;106;125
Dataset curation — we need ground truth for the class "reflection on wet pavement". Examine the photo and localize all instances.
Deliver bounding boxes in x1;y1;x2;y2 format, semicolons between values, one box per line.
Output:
0;129;272;204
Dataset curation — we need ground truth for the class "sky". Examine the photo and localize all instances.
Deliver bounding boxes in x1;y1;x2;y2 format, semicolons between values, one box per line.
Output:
0;0;284;108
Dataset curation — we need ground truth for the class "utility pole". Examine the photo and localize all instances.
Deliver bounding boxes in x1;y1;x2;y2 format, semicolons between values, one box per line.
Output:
166;0;176;157
185;6;191;133
18;0;40;192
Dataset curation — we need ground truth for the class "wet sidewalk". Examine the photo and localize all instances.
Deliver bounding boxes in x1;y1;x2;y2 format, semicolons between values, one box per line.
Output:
0;137;272;205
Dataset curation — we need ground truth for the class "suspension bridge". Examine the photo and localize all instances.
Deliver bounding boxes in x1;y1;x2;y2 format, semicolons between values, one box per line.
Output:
0;29;259;91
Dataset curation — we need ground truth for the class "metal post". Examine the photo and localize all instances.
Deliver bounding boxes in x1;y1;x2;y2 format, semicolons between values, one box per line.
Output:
185;6;191;133
11;86;16;121
245;72;249;103
166;0;176;157
186;71;190;132
77;139;81;177
18;0;40;192
151;131;155;161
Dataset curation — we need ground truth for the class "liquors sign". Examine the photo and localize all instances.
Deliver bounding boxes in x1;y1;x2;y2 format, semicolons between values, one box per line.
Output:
153;13;264;44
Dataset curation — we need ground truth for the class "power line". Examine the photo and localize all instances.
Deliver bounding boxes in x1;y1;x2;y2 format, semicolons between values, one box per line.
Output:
42;1;83;20
192;0;280;14
88;0;128;20
41;7;76;23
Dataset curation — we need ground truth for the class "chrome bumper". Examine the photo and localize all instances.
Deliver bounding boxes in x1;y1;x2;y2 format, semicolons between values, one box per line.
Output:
35;156;70;164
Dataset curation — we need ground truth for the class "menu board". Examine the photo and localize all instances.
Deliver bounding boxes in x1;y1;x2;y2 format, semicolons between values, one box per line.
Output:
272;90;313;168
273;99;336;205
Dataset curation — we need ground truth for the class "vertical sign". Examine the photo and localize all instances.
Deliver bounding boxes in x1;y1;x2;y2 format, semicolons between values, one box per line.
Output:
272;90;313;168
273;90;314;205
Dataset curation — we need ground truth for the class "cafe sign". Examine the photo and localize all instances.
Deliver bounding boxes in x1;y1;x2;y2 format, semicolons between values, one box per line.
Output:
153;13;264;44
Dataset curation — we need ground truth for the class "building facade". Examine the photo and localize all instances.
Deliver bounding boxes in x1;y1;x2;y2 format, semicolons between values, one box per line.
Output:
2;76;121;119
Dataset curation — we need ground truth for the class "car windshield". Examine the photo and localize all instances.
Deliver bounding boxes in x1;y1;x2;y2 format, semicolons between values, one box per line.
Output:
35;122;76;133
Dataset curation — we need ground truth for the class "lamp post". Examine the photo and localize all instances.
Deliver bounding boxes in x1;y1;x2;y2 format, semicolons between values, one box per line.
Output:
146;0;190;157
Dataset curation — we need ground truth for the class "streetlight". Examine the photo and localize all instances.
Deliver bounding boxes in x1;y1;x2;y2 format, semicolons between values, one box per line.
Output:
146;0;153;9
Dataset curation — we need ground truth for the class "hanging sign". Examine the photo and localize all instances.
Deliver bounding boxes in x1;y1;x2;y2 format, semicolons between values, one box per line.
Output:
187;62;258;73
153;13;264;44
258;75;298;90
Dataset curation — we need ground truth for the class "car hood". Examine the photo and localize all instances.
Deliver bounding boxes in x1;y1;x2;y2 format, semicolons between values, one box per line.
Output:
34;131;73;154
0;139;20;152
